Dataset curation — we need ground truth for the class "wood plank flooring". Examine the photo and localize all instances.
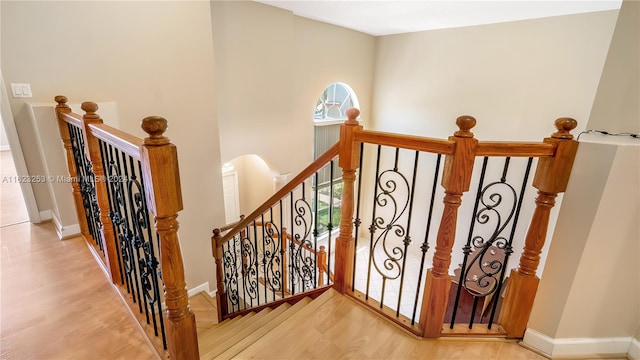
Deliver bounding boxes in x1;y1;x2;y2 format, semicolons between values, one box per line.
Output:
0;221;158;359
0;151;30;226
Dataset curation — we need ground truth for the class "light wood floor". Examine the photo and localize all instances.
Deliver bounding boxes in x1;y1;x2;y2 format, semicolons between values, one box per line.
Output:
1;151;30;226
0;221;158;359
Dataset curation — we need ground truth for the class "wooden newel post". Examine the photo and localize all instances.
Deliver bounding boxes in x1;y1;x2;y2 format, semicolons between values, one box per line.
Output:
212;229;227;322
80;102;122;284
140;116;199;360
499;118;578;338
318;245;327;286
334;108;363;294
54;96;90;240
420;116;478;338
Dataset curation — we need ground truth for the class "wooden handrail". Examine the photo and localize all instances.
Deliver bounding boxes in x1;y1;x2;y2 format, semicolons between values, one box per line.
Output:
355;129;455;154
87;122;143;159
58;111;83;128
476;141;556;157
215;142;340;245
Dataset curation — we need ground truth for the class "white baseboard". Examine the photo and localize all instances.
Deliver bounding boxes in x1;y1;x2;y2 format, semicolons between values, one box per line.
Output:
0;145;10;151
629;338;640;360
523;329;634;358
188;282;211;298
39;210;53;221
49;211;81;240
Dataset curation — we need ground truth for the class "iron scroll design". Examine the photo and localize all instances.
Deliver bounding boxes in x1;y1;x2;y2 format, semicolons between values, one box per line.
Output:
461;179;517;298
449;156;534;329
219;168;337;315
365;146;414;310
291;198;316;291
99;140;167;348
368;168;410;282
68;123;103;252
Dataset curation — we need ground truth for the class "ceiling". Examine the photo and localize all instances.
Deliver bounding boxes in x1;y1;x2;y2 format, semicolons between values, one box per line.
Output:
255;0;622;36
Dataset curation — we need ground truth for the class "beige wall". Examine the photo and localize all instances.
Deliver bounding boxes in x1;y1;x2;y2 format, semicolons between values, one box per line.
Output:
588;1;639;134
211;1;375;175
1;1;225;290
367;10;618;279
528;143;639;340
230;154;276;216
526;0;640;352
372;11;618;140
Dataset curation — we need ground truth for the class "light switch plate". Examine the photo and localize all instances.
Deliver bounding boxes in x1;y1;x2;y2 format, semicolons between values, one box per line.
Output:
11;83;32;98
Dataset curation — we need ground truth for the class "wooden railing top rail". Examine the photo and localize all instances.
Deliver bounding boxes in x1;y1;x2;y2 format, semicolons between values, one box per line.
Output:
476;141;556;157
355;126;557;158
56;100;144;159
215;142;340;245
355;129;456;155
58;111;83;128
88;123;143;160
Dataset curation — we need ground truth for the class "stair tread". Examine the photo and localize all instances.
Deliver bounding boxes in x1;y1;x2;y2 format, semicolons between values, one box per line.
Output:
213;297;314;360
197;311;259;351
231;289;339;359
199;303;293;358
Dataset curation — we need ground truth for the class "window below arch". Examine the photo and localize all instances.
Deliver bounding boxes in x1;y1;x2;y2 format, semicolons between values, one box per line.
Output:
312;82;358;237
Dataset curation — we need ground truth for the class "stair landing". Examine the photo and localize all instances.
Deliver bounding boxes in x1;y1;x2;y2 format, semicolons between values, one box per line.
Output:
193;289;547;360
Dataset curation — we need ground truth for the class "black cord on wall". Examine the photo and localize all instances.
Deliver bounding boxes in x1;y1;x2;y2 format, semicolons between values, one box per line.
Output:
576;129;640;141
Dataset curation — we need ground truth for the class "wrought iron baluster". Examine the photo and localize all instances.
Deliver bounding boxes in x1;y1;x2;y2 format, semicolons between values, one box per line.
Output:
396;150;419;317
136;160;166;346
487;157;533;328
411;153;442;325
313;172;319;287
122;155;144;314
252;220;260;307
100;141;125;285
260;213;267;301
450;157;489;328
368;146;411;310
279;200;285;299
68;123;103;251
365;145;382;300
327;161;334;290
352;142;364;292
289;191;295;296
222;240;233;313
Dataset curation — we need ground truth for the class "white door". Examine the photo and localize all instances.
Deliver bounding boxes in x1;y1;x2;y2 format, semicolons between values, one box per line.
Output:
222;171;240;224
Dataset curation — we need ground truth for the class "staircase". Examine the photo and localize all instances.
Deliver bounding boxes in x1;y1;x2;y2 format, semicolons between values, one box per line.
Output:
197;289;334;359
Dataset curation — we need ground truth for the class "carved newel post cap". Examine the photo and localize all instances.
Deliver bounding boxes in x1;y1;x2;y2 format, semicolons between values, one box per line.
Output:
552;117;578;139
141;116;169;145
54;95;68;105
454;115;477;137
81;102;99;114
346;107;360;125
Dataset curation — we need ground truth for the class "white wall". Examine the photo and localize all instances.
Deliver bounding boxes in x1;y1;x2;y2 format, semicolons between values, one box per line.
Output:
525;2;640;357
362;10;618;283
211;1;375;176
1;1;224;290
230;154;276;216
0;115;9;151
371;11;618;140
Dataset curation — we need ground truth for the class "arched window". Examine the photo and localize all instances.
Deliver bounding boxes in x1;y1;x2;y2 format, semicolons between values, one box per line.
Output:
313;82;359;159
313;83;359;236
314;82;359;122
